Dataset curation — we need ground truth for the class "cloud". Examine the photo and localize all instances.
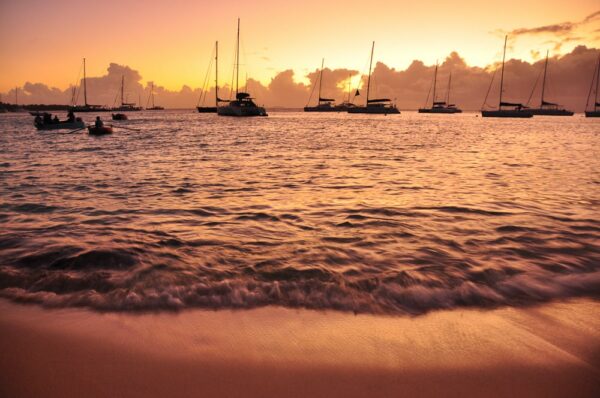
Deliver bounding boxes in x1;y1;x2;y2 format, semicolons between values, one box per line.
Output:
509;10;600;38
2;46;599;111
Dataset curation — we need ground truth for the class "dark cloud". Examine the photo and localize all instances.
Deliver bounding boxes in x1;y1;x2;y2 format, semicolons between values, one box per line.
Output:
3;46;599;111
509;10;599;37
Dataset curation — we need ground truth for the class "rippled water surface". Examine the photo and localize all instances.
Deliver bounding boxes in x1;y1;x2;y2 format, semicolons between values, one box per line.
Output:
0;111;599;314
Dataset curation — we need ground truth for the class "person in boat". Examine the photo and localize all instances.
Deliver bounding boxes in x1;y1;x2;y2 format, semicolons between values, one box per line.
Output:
67;110;75;123
53;115;60;124
95;116;104;128
34;115;42;126
43;113;52;124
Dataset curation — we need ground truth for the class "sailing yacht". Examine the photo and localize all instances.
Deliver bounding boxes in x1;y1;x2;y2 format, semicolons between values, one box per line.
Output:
147;82;164;110
585;54;600;118
304;59;341;112
217;19;267;117
69;58;109;112
348;42;399;114
481;36;532;118
418;62;462;113
528;51;573;116
198;41;225;113
111;76;142;111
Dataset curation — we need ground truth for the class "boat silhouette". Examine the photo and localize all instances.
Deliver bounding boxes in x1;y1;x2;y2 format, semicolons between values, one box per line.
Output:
347;42;399;115
418;62;462;114
481;36;533;118
217;19;267;117
585;53;600;118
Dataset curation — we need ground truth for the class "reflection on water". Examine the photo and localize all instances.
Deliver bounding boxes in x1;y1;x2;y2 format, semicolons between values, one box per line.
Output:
0;111;598;314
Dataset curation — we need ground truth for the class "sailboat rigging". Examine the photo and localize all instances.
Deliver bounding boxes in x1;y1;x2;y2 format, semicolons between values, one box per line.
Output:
481;36;532;118
348;41;400;114
147;82;164;110
527;51;573;116
217;19;267;117
304;59;341;112
198;41;224;113
69;58;109;112
111;75;142;111
418;62;462;113
585;53;600;117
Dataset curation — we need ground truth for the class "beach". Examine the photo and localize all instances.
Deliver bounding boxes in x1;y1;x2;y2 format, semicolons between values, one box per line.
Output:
1;298;599;397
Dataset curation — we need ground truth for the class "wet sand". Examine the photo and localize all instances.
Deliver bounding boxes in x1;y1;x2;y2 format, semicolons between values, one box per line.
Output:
0;299;599;398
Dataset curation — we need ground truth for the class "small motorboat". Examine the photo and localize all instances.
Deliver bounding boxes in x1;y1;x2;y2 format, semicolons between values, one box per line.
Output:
88;125;113;135
112;113;128;120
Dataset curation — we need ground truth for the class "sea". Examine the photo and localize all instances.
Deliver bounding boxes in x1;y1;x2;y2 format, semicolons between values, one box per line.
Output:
0;110;598;314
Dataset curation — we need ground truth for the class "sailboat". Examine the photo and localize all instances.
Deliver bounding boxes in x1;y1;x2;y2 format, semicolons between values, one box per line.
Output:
585;53;600;118
111;76;142;111
198;41;225;113
69;58;109;112
217;19;267;117
304;59;341;112
334;74;357;111
348;42;399;114
418;62;462;113
481;36;532;118
528;51;573;116
147;82;164;110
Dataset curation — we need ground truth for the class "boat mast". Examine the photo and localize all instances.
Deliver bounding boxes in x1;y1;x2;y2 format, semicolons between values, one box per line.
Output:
15;86;18;105
151;82;155;108
347;74;351;103
121;76;125;106
498;35;507;109
366;41;375;104
432;61;438;105
215;41;219;107
540;50;549;106
318;58;324;105
596;54;600;111
83;58;88;106
446;71;452;105
235;18;240;96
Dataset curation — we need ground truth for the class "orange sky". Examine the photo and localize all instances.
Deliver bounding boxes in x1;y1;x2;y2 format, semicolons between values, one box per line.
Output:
0;0;599;93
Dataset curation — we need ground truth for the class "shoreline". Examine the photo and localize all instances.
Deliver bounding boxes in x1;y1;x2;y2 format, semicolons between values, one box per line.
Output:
1;299;599;397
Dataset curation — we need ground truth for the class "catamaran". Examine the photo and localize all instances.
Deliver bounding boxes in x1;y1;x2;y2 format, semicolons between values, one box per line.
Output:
585;53;600;118
198;41;225;113
348;42;399;115
481;36;532;118
304;59;341;112
69;58;109;112
418;62;462;113
217;19;267;117
147;82;164;110
111;76;142;111
527;51;573;116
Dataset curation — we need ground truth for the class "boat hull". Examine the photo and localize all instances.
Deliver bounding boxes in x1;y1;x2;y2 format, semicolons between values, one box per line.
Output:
112;113;128;120
481;110;533;118
35;121;85;131
69;106;110;113
348;106;400;115
88;126;113;135
303;106;343;112
529;108;574;116
217;105;267;117
585;111;600;117
197;107;217;113
418;107;462;114
147;107;164;111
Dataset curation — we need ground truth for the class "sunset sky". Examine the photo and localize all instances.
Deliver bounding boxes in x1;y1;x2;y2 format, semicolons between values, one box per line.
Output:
0;0;599;93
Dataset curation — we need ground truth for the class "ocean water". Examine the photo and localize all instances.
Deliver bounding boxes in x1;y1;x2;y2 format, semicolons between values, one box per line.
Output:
0;111;598;314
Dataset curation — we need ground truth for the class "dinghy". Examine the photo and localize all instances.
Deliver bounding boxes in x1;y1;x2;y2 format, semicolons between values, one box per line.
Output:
88;126;113;135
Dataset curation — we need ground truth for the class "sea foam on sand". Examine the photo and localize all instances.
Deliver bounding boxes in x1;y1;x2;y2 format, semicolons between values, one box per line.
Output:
0;299;599;397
